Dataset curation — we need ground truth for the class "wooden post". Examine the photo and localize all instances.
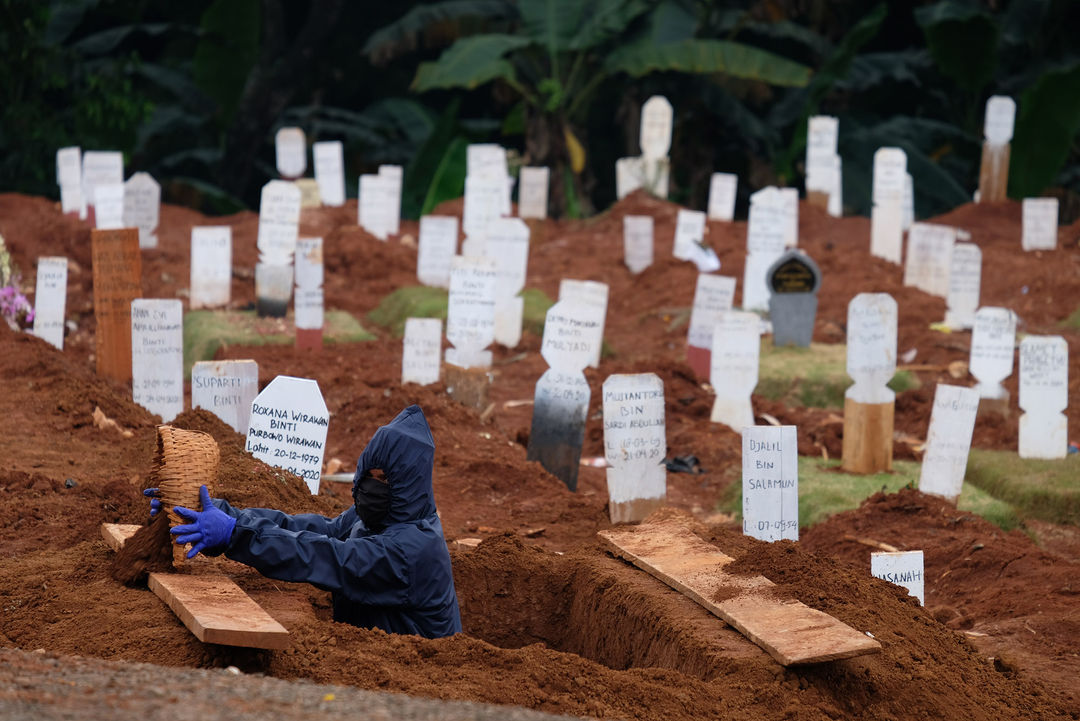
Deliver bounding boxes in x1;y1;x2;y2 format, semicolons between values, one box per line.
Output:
91;228;142;383
977;141;1010;203
841;398;894;473
806;190;830;211
444;362;490;410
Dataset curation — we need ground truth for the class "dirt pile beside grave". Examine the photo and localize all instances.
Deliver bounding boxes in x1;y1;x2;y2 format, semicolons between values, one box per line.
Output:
801;488;1080;708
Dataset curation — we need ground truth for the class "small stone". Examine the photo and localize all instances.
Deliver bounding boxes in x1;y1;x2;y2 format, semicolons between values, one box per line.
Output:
64;478;77;488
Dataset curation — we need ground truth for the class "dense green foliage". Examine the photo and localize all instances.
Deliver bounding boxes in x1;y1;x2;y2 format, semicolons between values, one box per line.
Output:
1;0;1078;218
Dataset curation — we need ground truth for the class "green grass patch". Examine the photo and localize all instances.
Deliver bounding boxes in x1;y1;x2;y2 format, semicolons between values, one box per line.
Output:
720;457;1020;531
757;340;919;409
965;449;1080;525
183;310;374;377
367;285;555;339
1060;305;1080;329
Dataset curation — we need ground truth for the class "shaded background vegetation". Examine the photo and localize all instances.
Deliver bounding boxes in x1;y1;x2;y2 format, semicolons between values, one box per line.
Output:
1;0;1079;221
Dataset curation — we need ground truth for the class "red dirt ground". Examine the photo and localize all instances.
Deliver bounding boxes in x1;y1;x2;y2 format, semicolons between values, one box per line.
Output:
0;191;1078;718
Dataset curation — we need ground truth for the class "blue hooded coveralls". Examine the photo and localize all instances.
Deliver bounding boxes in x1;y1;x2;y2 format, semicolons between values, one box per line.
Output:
210;405;462;639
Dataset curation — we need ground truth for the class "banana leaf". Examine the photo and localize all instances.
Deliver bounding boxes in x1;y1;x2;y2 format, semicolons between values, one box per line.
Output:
1010;62;1080;198
363;1;517;60
412;34;532;91
605;38;811;87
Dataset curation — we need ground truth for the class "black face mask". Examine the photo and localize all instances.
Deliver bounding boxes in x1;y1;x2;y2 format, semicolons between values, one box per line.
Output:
352;470;391;531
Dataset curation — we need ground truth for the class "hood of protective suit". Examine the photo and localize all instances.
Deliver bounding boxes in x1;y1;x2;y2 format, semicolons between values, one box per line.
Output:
353;405;437;524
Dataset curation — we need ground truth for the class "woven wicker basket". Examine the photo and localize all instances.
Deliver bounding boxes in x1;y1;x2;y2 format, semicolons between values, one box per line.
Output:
152;425;220;566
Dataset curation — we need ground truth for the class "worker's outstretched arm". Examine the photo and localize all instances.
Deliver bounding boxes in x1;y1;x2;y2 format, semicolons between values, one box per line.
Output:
211;496;354;538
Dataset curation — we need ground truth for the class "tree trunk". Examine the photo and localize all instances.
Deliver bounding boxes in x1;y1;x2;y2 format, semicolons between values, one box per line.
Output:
524;110;594;218
219;0;344;203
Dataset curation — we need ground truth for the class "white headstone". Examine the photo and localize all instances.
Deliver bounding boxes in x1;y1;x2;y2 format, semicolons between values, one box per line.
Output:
312;141;345;206
131;299;183;422
846;293;897;404
687;273;736;352
672;208;713;267
870;148;907;264
871;551;925;605
903;223;955;297
743;188;786;311
246;375;329;494
779;187;799;248
275;127;306;178
1018;335;1068;459
56;147;85;218
984;96;1016;144
123;172;161;249
623;215;653;274
81;150;123;210
710;310;761;432
358;173;398;240
1021;198;1058;251
902;173;914;231
402;317;443;386
477;217;530;348
256;180;302;263
518;166;549;219
467;144;512;215
191;360;259;434
541;300;601;373
32;256;67;350
944;243;981;330
378;165;403;237
93;184;125;230
639;96;674;160
918;384;979;501
707;173;738;221
970;307;1017;400
417;215;458;288
742;425;798;542
603;373;667;514
294;237;323;332
558;279;607;368
615;156;643;200
463;174;508;239
445;255;497;369
190;227;232;309
806;115;838;166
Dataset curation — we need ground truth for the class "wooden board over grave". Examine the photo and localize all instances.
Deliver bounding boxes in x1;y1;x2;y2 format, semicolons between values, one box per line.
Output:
91;228;141;383
101;523;289;651
598;521;881;666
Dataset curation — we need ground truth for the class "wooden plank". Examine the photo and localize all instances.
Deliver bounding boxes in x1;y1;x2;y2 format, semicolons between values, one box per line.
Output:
90;228;142;383
100;523;141;552
148;573;290;651
598;521;881;666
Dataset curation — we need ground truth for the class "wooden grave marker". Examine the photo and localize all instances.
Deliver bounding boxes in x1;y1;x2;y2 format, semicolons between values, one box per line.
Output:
871;551;924;606
82;150;123;219
603;373;667;523
710;310;761;432
623;215;654;274
918;384;979;502
417;215;459;288
402;317;442;386
246;376;329;495
903;223;955;297
123;172;161;249
805;115;840;214
32;256;67;350
444;256;497;409
943;243;981;330
275;127;306;179
1021;198;1058;251
192;360;259;435
841;293;896;473
131;299;183;423
686;273;736;378
190;226;232;309
312;140;345;207
970;306;1017;414
56;146;85;217
743;187;785;311
742;425;798;542
518;166;549;220
91;228;142;383
1018;335;1068;459
294;236;324;351
870;148;906;264
559;279;608;368
977;96;1014;203
707;173;738;222
93;183;125;230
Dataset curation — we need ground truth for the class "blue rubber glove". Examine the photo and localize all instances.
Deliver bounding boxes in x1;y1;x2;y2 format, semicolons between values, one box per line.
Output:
171;485;237;559
143;488;161;518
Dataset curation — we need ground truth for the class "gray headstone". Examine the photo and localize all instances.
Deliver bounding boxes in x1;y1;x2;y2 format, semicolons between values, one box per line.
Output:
766;250;821;347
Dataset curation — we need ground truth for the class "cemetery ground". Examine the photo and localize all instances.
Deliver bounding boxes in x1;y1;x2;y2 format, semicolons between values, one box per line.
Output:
1;190;1079;720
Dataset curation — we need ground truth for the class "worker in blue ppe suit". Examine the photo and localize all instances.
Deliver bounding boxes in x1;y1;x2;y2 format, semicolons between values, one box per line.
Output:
148;405;462;639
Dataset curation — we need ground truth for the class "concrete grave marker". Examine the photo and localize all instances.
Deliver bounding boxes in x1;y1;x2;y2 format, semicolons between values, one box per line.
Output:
943;243;981;329
686;273;736;378
82;150;123;214
192;360;259;435
707;173;738;221
870;148;906;264
902;173;914;231
246;375;329;494
91;228;142;383
806;117;841;216
312;141;345;207
56;147;85;218
603;373;667;523
358;173;397;240
445;255;497;370
256;180;301;264
903;223;955;297
463;174;508;239
1022;198;1058;251
527;301;599;491
32;257;67;350
1018;335;1068;459
918;384;979;502
672;209;706;262
190;227;232;309
559;279;608;368
842;293;897;473
615;156;643;199
417;216;459;288
476;217;530;348
779;187;799;248
640;96;673;160
274;127;306;179
623;215;654;274
742;425;798;542
378;165;403;237
131;299;183;422
123;172;161;249
294;237;323;350
518;166;549;219
402;318;442;386
466;144;512;216
93;184;126;230
871;551;924;606
743;187;786;311
710;310;761;433
970;307;1017;403
767;250;821;348
978;96;1014;203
